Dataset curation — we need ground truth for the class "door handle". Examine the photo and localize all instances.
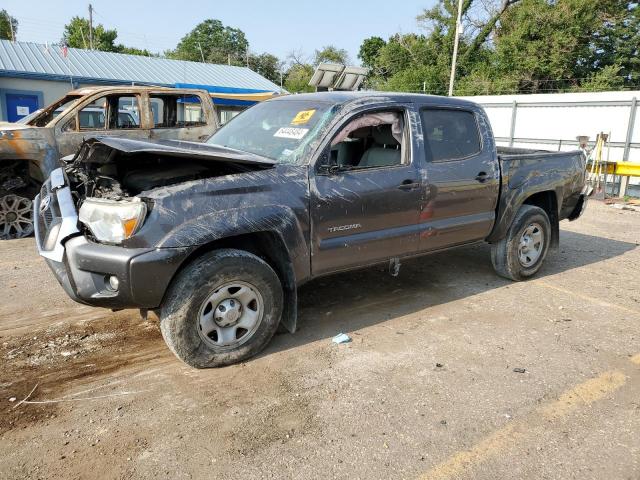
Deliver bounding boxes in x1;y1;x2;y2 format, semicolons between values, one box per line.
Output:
398;180;421;191
475;172;489;183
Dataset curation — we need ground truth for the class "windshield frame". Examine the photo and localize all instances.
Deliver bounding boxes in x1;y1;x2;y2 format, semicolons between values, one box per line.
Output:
25;94;84;127
206;99;341;166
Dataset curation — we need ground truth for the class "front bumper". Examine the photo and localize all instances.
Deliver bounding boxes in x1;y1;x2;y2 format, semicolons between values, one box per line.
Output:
34;168;191;309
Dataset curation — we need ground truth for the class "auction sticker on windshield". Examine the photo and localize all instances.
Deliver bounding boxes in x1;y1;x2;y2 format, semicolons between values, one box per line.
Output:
274;127;309;140
291;109;316;125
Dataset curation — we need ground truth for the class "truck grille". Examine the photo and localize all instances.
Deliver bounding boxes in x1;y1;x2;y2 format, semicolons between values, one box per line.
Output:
35;167;80;263
36;179;62;248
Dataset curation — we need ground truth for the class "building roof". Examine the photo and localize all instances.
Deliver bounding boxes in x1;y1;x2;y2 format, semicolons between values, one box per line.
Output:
0;40;281;93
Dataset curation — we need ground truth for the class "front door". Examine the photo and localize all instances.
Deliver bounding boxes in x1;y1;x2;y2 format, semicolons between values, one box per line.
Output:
310;108;422;276
56;93;149;157
6;93;39;122
417;107;500;251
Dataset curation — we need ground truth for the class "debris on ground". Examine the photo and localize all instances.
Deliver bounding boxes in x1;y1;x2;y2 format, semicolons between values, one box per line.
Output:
332;333;352;344
513;368;526;373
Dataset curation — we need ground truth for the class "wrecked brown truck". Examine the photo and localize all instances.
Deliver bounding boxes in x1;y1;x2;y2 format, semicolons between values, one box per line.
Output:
0;86;220;239
35;92;587;368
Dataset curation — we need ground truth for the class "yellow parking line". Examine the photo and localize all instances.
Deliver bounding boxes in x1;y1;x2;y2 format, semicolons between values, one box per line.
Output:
418;369;628;480
535;280;640;316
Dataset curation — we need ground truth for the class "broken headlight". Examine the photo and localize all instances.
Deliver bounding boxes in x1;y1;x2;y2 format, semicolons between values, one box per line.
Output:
79;197;147;244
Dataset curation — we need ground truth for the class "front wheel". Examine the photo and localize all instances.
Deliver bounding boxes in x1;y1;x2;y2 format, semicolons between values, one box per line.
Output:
491;205;551;281
160;249;283;368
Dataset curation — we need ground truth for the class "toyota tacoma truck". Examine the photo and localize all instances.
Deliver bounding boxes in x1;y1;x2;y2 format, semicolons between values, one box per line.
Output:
34;92;587;368
0;85;220;239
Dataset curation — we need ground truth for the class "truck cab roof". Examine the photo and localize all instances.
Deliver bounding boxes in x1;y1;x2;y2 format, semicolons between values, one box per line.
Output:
270;91;481;110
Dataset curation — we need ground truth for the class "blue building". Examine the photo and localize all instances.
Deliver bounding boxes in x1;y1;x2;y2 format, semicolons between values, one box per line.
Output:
0;40;282;123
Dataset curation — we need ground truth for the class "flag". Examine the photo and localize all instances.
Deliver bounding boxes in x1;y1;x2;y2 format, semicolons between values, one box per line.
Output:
61;44;68;58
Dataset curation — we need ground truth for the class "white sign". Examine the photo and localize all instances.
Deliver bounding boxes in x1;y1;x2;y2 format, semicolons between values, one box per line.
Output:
16;106;30;116
273;127;309;140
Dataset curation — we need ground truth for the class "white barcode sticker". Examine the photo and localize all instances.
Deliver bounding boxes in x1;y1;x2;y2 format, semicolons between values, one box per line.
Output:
274;127;309;140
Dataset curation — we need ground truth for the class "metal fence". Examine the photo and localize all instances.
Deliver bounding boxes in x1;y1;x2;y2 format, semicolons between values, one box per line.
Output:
460;92;640;196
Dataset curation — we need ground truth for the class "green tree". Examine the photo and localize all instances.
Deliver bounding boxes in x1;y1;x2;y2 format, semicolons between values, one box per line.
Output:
284;63;315;93
116;45;153;57
248;53;282;85
0;9;17;40
62;16;118;51
313;45;350;65
573;65;625;92
358;37;386;69
358;0;638;95
169;19;249;65
492;0;629;93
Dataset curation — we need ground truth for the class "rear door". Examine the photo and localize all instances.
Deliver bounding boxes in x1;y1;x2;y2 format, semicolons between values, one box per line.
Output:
310;106;422;275
417;107;500;251
149;92;215;142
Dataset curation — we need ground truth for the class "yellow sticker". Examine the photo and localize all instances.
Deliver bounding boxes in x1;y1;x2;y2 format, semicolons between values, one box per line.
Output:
291;109;316;125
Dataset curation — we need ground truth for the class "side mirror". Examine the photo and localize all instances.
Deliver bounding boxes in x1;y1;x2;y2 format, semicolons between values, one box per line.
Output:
317;145;338;175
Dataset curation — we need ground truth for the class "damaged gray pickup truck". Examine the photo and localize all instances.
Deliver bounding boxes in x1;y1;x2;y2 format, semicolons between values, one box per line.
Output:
35;92;587;368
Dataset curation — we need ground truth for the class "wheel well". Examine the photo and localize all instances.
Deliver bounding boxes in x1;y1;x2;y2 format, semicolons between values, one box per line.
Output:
167;231;298;332
180;231;293;286
523;191;559;248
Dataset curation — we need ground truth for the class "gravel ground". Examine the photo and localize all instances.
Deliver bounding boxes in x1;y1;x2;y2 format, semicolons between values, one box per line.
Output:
0;200;639;480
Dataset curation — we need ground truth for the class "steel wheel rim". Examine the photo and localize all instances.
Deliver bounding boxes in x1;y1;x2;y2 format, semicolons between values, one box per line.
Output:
0;194;34;240
197;280;264;350
518;222;544;267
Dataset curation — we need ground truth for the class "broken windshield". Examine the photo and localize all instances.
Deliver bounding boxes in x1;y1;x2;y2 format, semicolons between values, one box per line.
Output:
206;100;338;164
27;94;83;127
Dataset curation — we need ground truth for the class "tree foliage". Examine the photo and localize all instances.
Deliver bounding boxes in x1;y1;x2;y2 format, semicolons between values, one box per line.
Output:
0;9;17;41
360;0;640;95
284;63;315;93
169;19;249;65
358;37;386;70
248;52;283;85
62;16;118;51
313;45;350;66
61;16;152;56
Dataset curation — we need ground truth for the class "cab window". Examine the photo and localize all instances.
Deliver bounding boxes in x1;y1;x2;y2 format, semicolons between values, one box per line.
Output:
329;111;405;170
420;109;481;162
74;95;141;131
150;94;206;128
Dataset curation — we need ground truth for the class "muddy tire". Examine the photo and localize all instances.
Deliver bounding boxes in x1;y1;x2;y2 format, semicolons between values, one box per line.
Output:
491;205;551;281
160;249;283;368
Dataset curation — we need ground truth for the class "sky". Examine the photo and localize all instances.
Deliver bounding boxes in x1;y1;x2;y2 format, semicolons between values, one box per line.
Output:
3;0;435;64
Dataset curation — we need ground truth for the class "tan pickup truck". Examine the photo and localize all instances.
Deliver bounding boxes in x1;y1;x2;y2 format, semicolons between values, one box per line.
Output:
0;85;220;239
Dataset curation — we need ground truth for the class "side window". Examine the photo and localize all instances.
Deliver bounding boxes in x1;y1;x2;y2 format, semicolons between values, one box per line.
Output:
150;94;206;128
76;95;141;131
218;106;243;125
78;96;106;130
115;96;141;129
328;111;404;170
420;109;481;162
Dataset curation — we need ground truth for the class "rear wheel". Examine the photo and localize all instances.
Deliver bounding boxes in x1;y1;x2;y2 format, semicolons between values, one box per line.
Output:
491;205;551;281
160;249;283;368
0;194;34;240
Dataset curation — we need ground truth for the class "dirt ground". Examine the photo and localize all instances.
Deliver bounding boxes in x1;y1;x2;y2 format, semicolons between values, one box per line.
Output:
1;200;639;480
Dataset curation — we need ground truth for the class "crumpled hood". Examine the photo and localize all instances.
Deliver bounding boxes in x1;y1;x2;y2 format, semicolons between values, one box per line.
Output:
89;136;277;167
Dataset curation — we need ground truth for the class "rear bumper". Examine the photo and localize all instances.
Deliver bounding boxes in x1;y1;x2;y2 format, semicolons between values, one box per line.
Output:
43;236;191;309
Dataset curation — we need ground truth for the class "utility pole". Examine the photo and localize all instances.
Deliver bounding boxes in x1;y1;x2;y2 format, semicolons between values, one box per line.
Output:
197;42;205;62
448;0;464;96
88;3;94;50
9;17;15;42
